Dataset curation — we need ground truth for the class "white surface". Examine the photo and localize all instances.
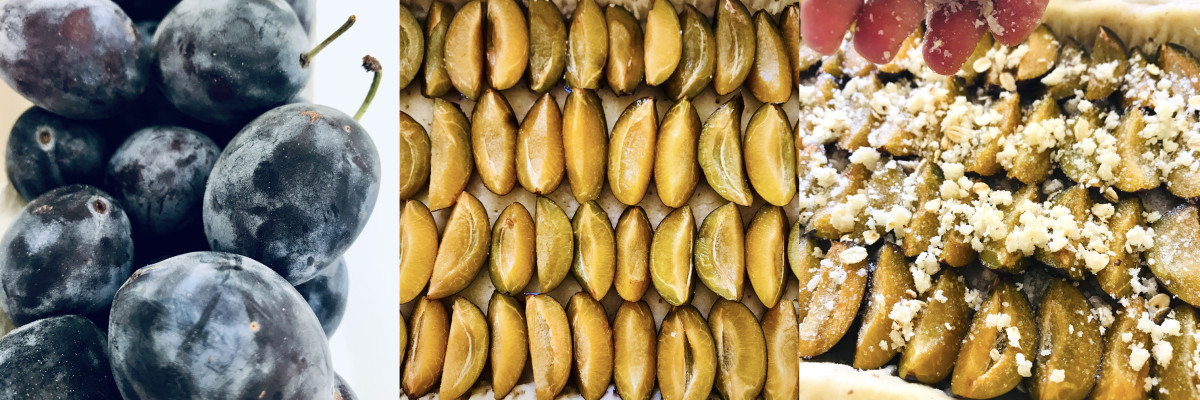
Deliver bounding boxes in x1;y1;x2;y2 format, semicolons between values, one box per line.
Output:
311;1;401;398
1043;0;1200;56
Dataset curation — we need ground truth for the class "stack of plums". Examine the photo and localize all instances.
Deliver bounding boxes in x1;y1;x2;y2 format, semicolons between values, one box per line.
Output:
0;0;378;398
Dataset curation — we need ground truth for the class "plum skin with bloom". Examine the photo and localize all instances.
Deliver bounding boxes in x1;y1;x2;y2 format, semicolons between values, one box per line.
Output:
0;0;149;119
0;184;134;326
106;126;220;237
203;103;380;285
108;251;333;399
0;315;122;399
152;0;309;125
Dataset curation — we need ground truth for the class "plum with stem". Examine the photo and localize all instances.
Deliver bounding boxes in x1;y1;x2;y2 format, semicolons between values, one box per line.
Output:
202;56;382;285
153;0;353;125
106;126;221;237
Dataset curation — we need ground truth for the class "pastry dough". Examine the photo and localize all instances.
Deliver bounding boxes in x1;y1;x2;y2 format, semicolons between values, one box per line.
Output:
798;363;952;400
1044;0;1200;55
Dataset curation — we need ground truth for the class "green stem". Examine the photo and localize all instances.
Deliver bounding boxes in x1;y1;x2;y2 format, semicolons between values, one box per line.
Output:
300;15;356;67
355;55;382;121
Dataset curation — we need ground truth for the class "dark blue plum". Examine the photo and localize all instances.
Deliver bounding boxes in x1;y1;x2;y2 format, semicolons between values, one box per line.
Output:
108;15;303;143
152;0;309;125
0;0;148;119
106;126;220;237
0;185;134;326
5;107;109;201
113;0;182;22
333;374;357;400
108;251;333;399
203;103;380;285
0;315;122;399
286;0;314;33
295;258;348;337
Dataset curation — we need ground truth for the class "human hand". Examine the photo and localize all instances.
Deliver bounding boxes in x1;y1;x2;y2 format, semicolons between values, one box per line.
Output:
801;0;1050;75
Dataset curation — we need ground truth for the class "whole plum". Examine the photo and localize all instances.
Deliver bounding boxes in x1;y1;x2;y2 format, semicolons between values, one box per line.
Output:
106;126;220;237
295;257;349;337
0;0;148;119
5;107;109;201
0;315;122;399
203;103;379;285
0;185;134;326
108;251;333;399
153;0;308;125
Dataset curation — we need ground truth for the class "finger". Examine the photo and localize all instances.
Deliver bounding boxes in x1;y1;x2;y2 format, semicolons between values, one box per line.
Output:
922;0;987;75
988;0;1050;46
852;0;924;64
801;0;864;55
